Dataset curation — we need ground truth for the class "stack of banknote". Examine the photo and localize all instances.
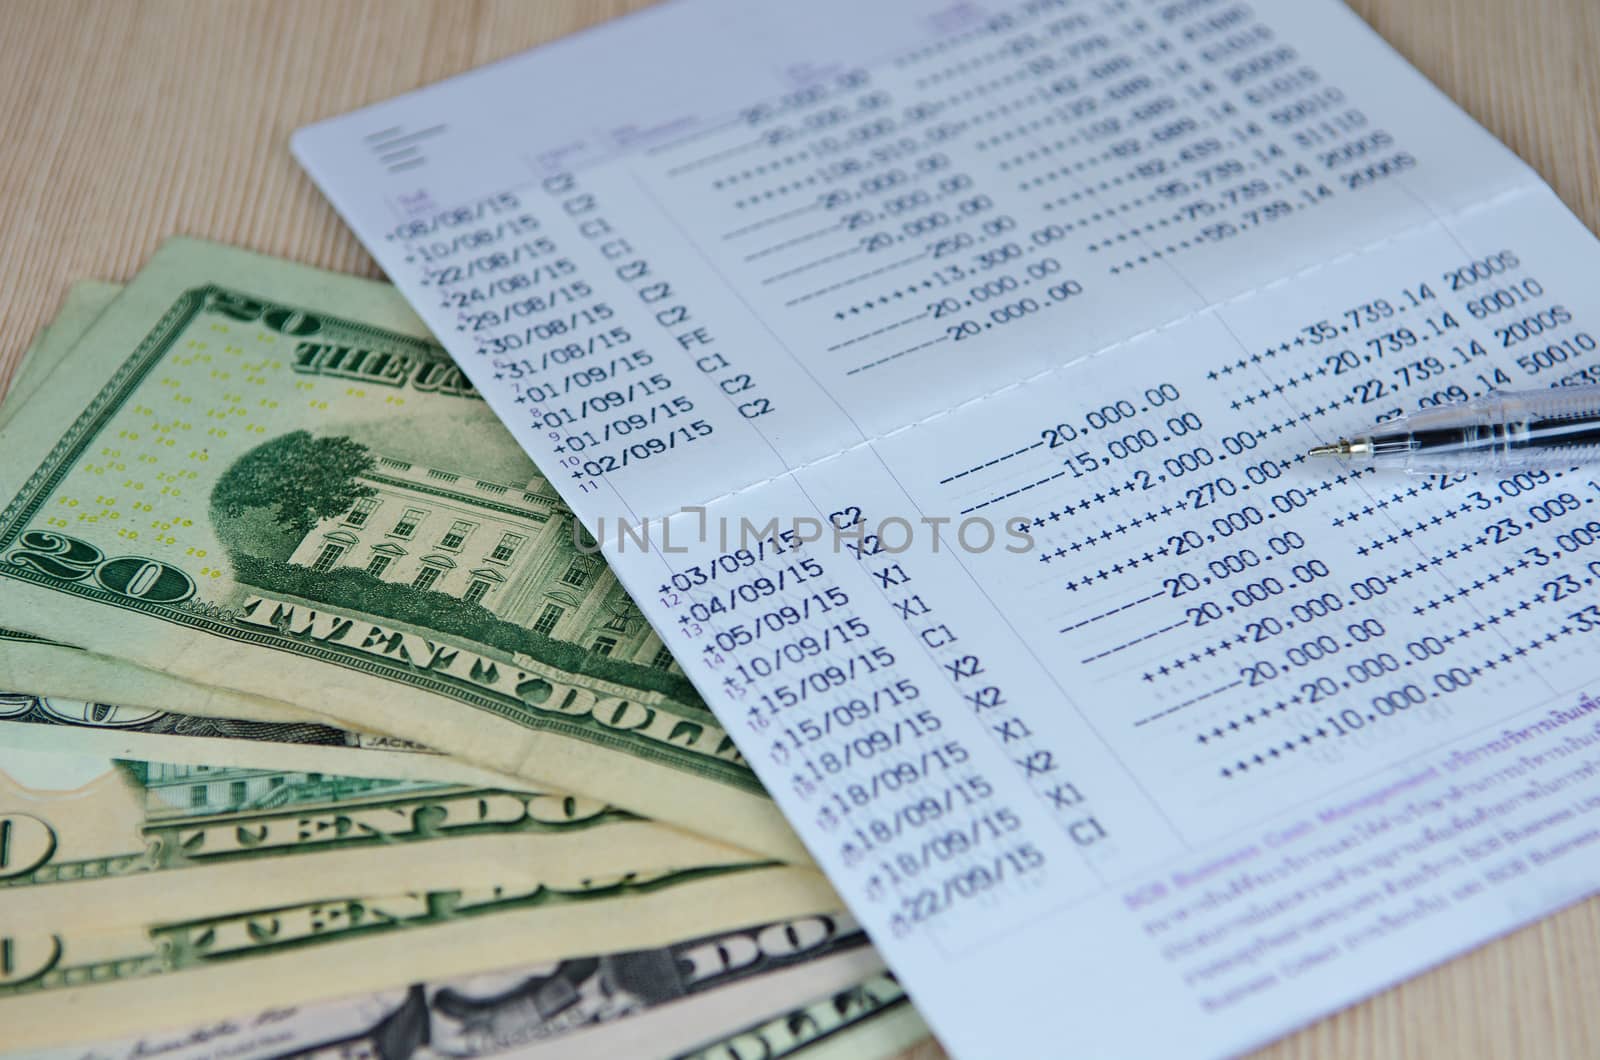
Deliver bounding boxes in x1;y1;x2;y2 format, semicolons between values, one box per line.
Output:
0;239;931;1059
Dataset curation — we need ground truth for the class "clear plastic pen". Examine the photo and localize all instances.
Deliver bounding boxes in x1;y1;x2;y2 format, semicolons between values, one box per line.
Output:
1308;386;1600;473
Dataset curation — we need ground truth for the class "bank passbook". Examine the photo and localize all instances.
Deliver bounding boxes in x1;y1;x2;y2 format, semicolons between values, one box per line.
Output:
296;2;1600;1054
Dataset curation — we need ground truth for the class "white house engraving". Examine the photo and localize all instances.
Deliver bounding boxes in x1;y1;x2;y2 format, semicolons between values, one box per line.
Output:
286;455;677;672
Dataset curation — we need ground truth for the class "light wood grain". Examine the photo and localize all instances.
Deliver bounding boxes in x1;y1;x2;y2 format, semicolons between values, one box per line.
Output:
2;2;1598;1056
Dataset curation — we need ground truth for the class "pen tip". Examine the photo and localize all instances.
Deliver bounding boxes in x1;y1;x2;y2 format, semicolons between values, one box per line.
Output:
1308;441;1350;458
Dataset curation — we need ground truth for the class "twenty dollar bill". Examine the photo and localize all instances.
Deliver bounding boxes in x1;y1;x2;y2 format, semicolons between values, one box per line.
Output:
0;743;752;932
0;239;802;861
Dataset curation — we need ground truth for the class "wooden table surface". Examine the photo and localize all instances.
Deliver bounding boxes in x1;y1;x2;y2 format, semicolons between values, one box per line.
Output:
3;2;1599;1057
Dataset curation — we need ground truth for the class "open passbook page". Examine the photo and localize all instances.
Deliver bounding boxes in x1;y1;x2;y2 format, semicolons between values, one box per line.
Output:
296;2;1600;1054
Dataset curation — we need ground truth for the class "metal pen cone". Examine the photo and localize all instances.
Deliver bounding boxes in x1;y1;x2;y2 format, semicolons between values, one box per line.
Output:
1307;441;1351;458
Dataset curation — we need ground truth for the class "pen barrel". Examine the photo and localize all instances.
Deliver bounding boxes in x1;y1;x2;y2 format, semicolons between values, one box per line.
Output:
1374;387;1600;472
